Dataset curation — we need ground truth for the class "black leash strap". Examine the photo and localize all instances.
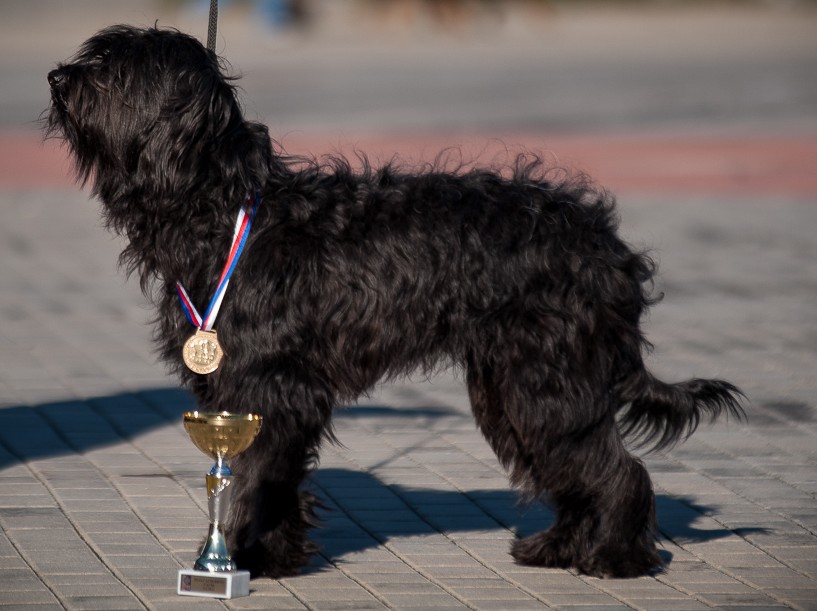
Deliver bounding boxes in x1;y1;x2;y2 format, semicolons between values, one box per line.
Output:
207;0;218;52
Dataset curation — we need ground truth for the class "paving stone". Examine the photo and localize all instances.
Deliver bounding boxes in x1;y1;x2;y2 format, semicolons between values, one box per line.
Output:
0;588;61;606
379;592;468;608
62;595;147;610
469;601;548;610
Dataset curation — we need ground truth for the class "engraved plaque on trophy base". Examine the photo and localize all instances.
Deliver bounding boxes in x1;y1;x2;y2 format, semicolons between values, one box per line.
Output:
177;568;250;599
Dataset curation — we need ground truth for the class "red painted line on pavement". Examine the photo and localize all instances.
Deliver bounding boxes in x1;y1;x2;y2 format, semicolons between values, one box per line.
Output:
4;130;816;197
1;131;75;188
276;132;817;198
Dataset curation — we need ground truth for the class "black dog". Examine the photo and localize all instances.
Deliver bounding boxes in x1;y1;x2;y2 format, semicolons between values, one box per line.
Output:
46;25;743;579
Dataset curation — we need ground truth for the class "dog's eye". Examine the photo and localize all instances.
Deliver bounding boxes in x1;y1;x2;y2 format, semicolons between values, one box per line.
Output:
90;49;111;64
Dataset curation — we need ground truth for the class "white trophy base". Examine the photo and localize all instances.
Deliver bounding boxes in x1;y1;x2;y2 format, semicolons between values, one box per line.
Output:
177;569;250;599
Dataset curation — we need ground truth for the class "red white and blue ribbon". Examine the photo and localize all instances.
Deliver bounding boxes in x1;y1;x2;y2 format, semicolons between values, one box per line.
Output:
176;192;260;331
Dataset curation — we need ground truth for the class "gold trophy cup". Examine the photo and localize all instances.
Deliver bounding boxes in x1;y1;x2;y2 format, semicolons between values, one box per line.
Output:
177;411;262;599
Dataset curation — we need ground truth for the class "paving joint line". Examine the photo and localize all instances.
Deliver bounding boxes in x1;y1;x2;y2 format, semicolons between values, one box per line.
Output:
308;475;412;609
274;572;320;611
653;472;808;610
731;428;817;522
345;400;675;610
77;397;240;610
115;401;319;610
439;429;516;479
313;476;478;610
31;406;162;610
659;527;805;611
664;449;817;567
414;421;765;610
24;461;153;610
653;572;744;611
345;419;560;608
87;392;378;609
0;469;68;611
405;435;655;611
388;484;558;610
573;568;700;611
131;391;215;516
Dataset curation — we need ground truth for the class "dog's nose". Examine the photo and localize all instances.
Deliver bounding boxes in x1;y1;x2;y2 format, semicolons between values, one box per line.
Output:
48;69;65;89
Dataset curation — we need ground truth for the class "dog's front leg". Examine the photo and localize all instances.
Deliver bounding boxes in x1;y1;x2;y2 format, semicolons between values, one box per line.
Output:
219;360;333;578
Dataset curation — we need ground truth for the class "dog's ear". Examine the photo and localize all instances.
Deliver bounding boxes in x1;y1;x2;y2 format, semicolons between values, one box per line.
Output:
206;80;273;192
139;65;271;200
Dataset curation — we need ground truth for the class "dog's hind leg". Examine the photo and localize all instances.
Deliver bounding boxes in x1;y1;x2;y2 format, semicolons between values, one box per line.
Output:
514;416;662;578
222;360;333;578
468;360;661;578
468;362;597;570
468;365;583;568
576;437;661;578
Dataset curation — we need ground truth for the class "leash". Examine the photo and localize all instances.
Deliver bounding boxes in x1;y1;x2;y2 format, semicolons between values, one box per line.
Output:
207;0;218;52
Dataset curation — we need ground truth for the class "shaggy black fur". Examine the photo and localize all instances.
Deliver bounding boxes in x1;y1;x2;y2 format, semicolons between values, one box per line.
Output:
46;25;744;579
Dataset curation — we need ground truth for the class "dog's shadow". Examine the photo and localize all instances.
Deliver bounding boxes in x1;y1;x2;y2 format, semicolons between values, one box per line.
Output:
0;388;764;575
0;388;198;470
305;467;763;574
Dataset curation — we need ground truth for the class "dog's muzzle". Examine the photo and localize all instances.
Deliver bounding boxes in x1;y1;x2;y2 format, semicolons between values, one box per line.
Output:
48;68;68;107
47;69;65;89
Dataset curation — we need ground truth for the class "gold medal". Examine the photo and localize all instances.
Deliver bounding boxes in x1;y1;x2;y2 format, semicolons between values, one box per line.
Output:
176;195;259;376
182;329;223;375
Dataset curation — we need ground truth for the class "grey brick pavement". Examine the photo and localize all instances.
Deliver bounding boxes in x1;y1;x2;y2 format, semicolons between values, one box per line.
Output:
1;186;815;610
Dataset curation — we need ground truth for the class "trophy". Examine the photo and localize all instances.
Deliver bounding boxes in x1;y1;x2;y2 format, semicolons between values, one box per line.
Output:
177;411;262;599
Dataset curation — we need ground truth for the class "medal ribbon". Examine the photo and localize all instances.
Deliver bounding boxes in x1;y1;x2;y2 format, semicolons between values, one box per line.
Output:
176;192;260;331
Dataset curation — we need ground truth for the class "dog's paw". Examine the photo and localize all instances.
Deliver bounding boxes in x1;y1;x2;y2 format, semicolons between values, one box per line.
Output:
233;537;318;579
576;544;664;579
511;531;576;569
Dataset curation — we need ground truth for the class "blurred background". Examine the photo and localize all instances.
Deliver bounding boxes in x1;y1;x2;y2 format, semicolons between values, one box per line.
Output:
2;0;816;193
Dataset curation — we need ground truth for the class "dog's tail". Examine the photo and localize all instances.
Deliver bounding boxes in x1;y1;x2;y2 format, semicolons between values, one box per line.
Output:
616;368;744;451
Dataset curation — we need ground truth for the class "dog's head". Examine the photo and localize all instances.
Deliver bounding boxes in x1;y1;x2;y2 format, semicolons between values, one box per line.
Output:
46;25;271;202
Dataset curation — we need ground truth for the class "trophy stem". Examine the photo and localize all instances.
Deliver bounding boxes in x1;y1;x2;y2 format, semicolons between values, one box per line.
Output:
194;472;236;572
210;456;232;477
